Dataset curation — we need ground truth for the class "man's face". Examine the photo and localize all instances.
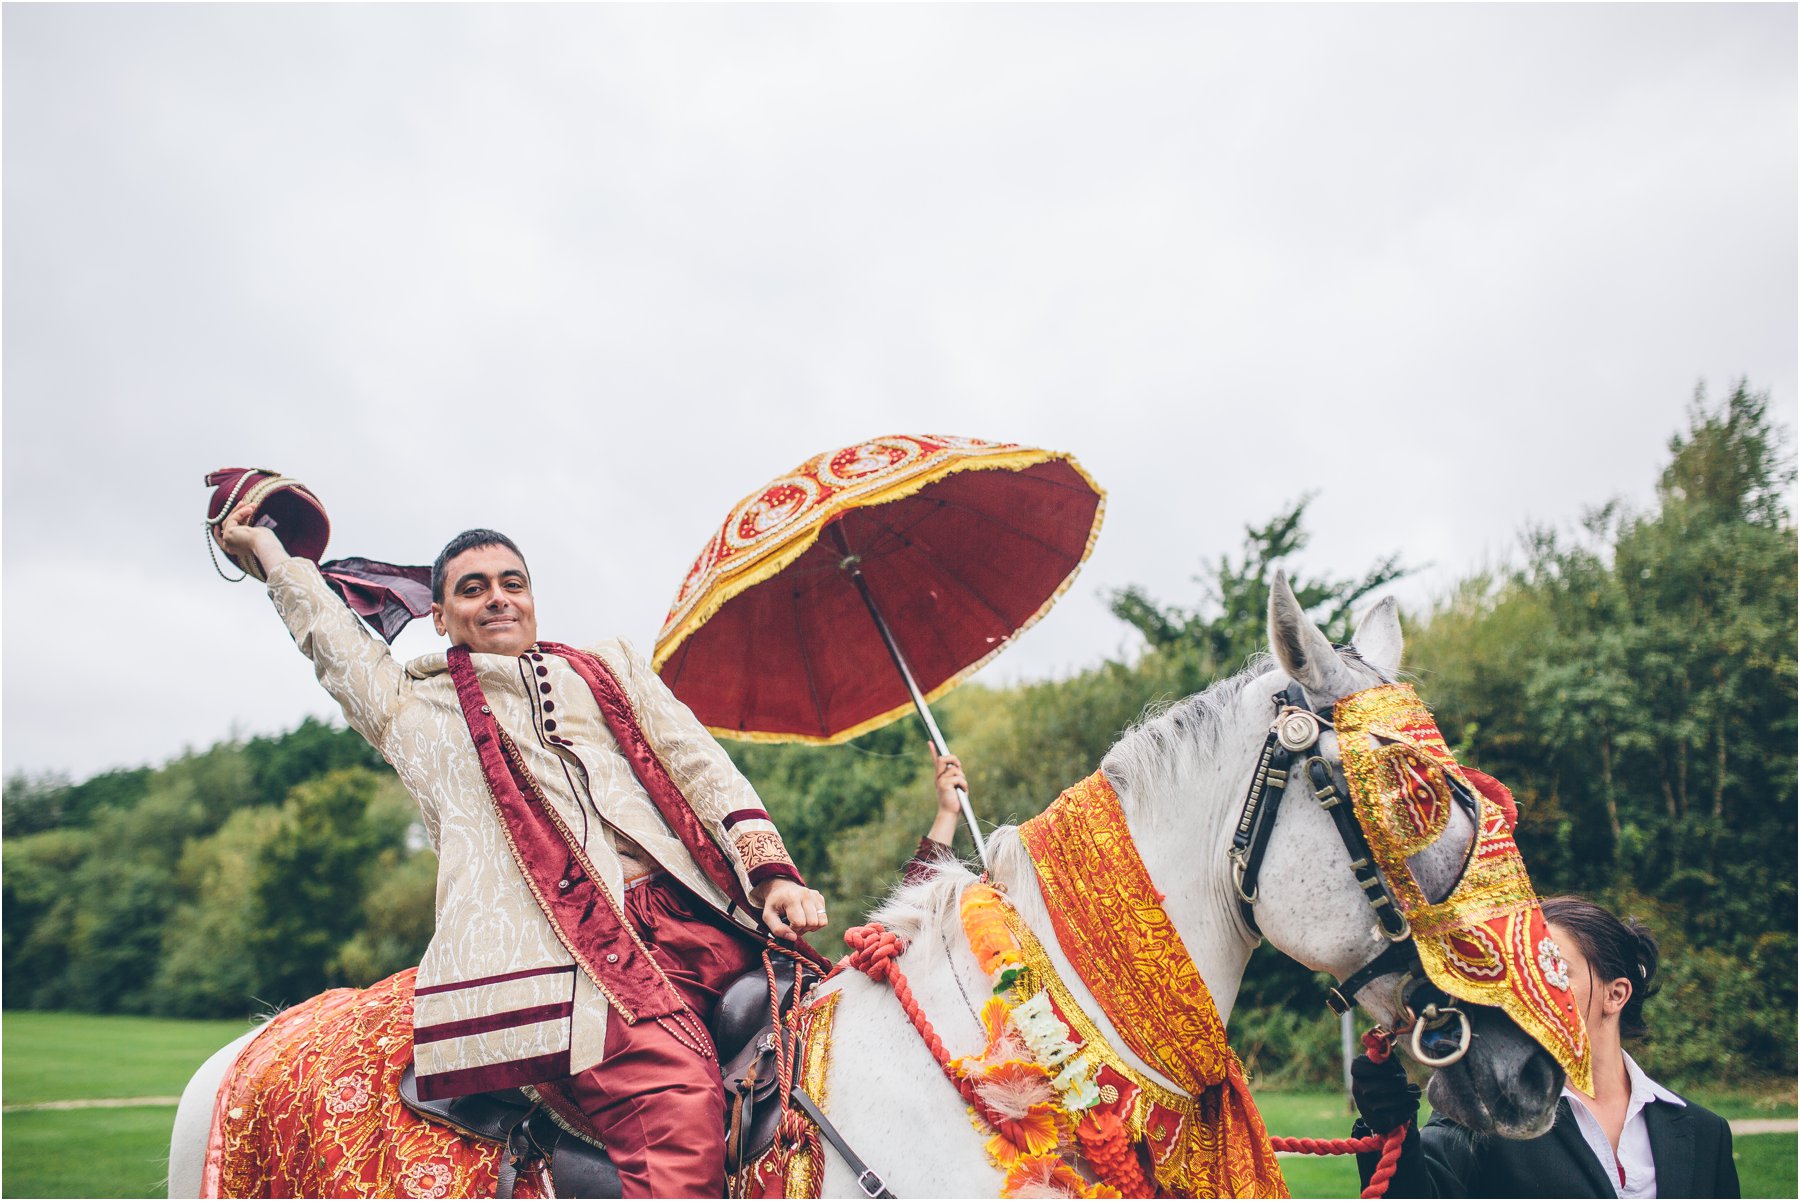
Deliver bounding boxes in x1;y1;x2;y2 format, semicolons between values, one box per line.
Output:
431;544;538;656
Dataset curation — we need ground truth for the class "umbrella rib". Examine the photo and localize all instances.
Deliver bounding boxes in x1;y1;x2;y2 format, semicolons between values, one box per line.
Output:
925;495;1091;558
860;507;1018;639
790;584;832;739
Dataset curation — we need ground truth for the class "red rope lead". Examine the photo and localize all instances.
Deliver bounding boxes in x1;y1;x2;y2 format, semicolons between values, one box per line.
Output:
841;924;1010;1131
1267;1126;1405;1199
1267;1029;1407;1198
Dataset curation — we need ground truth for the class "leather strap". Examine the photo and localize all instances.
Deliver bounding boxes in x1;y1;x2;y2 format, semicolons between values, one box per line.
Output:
1229;688;1305;938
790;1088;896;1198
1301;753;1410;941
1328;941;1419;1015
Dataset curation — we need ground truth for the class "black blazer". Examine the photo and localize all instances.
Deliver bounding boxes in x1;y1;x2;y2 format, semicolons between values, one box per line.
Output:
1355;1095;1740;1198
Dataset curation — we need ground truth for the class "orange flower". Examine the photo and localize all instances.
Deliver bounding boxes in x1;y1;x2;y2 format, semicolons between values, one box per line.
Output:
975;1057;1056;1115
977;997;1013;1052
1002;1153;1089;1198
1076;1109;1152;1197
953;1001;1035;1084
961;884;1023;978
985;1100;1068;1167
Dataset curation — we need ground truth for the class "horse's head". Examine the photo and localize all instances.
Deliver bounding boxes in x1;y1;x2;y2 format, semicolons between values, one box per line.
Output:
1242;572;1570;1138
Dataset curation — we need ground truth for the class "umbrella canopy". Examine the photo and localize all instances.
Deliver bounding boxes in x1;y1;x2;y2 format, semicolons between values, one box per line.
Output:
653;434;1105;743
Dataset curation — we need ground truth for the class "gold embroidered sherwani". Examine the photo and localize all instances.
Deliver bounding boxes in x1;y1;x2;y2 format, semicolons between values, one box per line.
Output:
264;558;799;1095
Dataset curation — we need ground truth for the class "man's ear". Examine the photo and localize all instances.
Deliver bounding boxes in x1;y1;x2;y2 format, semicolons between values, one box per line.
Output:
431;603;447;637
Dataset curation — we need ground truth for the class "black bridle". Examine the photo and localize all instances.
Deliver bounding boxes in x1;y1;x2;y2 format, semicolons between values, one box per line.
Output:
1230;682;1478;1066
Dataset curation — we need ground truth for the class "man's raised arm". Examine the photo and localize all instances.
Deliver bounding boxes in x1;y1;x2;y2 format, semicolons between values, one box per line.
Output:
216;502;407;753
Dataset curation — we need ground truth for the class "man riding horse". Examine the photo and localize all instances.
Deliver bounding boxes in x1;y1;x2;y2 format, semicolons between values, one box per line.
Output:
215;509;829;1199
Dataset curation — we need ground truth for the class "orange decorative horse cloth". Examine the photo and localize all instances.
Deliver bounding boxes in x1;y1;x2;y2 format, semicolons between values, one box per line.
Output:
203;968;543;1199
1016;771;1287;1198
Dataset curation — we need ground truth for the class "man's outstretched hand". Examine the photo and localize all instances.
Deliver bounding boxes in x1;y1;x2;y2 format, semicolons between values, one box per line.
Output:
759;879;828;941
215;501;290;580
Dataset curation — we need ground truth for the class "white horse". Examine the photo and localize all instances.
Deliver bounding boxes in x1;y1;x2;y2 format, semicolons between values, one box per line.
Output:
169;575;1563;1197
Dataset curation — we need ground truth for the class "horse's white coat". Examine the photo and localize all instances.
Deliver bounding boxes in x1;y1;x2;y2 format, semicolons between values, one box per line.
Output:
168;1023;265;1198
813;577;1458;1197
171;576;1549;1196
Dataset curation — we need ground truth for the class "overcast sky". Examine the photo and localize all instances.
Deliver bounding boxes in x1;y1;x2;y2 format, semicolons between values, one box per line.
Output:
5;4;1794;783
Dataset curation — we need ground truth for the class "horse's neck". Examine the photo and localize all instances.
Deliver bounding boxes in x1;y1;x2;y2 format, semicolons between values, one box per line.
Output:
982;747;1254;1086
1110;753;1258;1025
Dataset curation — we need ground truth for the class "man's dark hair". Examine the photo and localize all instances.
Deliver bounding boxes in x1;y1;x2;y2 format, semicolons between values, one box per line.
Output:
432;529;529;603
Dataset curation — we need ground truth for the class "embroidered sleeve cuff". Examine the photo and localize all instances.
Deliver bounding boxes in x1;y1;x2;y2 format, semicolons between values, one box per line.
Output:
734;821;801;883
747;861;804;888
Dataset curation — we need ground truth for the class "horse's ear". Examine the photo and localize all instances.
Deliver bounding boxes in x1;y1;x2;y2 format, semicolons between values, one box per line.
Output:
1350;596;1403;678
1268;569;1358;699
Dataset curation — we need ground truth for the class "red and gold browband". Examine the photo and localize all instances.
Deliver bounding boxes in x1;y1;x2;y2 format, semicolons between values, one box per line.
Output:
1333;684;1592;1092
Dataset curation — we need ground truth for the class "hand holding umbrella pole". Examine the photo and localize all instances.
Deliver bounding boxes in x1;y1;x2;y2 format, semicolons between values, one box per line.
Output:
830;524;990;868
654;435;1104;881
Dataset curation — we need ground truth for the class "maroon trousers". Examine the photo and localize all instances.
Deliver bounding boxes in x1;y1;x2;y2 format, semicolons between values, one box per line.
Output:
562;875;762;1199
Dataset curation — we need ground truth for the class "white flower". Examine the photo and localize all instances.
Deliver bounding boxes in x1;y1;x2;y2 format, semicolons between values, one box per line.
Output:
1538;937;1572;991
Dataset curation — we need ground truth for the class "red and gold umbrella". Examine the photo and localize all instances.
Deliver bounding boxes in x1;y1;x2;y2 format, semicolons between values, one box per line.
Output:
653;434;1105;865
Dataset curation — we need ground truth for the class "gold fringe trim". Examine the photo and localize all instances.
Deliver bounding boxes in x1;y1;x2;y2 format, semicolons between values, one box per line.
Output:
655;448;1106;745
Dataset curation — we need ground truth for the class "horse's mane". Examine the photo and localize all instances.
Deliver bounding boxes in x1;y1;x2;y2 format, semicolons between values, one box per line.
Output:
870;654;1276;943
1102;652;1272;839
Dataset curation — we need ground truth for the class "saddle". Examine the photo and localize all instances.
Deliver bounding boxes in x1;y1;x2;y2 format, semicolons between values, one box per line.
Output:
399;955;816;1199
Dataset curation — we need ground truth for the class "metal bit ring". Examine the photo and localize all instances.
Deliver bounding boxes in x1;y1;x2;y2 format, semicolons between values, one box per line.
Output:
1409;1006;1473;1067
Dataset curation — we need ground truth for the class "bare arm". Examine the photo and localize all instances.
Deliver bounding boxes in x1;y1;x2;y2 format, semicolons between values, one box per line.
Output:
928;748;966;846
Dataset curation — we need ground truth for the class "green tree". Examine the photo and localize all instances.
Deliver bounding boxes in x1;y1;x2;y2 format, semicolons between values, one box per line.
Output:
154;805;285;1018
332;849;439;986
1108;496;1407;680
1411;382;1796;1083
245;767;398;1006
1;826;96;1007
243;716;388;811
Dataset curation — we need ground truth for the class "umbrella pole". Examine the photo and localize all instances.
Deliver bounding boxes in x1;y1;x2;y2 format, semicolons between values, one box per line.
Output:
834;538;991;869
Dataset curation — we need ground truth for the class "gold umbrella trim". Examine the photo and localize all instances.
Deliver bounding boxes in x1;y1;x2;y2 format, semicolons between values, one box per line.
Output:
653;442;1105;744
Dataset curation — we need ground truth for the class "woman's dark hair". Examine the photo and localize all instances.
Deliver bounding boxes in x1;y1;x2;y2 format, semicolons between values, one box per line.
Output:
431;529;529;603
1541;895;1661;1040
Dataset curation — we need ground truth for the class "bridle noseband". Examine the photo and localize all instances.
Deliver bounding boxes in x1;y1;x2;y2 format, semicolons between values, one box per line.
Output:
1230;682;1476;1068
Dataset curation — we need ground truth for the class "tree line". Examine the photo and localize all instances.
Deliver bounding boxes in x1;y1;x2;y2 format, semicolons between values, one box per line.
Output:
5;384;1792;1089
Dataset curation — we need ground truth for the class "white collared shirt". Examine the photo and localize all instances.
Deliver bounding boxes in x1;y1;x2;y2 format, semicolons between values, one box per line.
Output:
1562;1051;1687;1198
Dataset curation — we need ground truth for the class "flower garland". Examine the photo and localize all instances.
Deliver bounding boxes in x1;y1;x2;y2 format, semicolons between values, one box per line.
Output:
952;885;1146;1199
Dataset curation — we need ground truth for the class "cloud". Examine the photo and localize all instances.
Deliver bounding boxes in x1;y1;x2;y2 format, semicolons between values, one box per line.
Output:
5;4;1793;777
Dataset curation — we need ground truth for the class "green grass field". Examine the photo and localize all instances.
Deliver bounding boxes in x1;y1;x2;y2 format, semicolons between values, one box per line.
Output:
4;1012;257;1199
3;1011;1793;1198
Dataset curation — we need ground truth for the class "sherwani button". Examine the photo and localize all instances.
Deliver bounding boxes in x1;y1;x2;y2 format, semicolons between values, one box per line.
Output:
480;705;491;714
558;879;571;891
540;683;552;694
543;701;554;712
537;666;549;677
544;720;557;732
606;953;619;963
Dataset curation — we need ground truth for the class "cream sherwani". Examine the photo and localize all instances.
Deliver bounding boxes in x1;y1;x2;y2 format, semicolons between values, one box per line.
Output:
265;558;798;1095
